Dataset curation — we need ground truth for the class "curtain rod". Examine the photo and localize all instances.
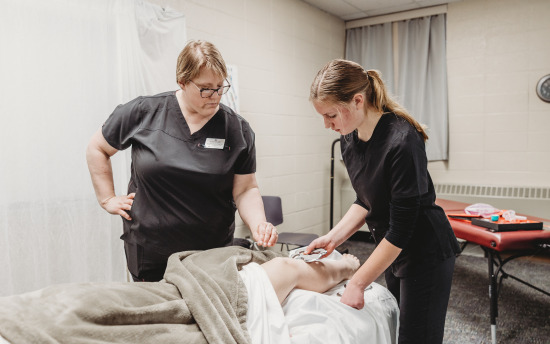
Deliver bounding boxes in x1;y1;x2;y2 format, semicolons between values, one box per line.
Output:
345;4;447;29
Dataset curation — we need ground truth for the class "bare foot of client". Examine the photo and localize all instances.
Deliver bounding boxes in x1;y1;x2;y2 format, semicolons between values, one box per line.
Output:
340;253;361;279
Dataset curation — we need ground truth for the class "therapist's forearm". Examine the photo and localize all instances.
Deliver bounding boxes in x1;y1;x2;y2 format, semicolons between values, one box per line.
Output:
86;146;117;206
234;187;266;233
328;204;368;247
348;238;402;290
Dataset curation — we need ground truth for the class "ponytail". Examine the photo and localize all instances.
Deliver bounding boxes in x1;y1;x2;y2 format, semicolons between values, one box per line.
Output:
310;59;428;141
366;70;428;141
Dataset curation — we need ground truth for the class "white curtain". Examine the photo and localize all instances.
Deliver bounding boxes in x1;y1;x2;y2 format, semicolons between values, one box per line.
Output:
344;14;448;161
0;0;185;296
221;65;240;114
345;23;395;94
397;14;448;161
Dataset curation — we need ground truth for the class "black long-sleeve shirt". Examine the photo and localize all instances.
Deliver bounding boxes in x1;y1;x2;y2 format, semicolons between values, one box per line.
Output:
341;113;460;277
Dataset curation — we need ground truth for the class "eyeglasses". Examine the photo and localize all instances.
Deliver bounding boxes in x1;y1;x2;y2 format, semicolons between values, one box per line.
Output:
189;80;231;98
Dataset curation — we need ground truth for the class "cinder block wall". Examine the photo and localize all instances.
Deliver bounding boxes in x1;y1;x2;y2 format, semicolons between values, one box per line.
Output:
429;0;550;187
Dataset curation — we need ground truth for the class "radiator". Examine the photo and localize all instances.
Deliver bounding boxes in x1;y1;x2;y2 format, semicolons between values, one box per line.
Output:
341;184;550;222
435;184;550;220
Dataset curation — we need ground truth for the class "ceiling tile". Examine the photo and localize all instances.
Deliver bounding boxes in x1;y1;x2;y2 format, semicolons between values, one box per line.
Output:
346;0;416;12
364;3;421;17
302;0;362;17
415;0;461;7
301;0;455;20
341;12;371;21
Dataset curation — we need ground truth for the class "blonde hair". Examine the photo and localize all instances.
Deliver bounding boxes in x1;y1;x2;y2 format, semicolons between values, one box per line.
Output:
176;40;227;85
310;59;428;141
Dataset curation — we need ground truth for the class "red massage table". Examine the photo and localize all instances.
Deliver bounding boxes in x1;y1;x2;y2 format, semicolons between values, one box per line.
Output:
436;198;550;344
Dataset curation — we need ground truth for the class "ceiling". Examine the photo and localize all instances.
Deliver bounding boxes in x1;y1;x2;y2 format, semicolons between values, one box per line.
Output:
301;0;461;21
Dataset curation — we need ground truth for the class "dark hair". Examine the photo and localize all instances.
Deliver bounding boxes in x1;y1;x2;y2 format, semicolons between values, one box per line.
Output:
310;59;428;141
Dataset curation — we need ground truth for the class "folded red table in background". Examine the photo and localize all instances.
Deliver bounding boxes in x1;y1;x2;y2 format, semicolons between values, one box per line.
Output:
437;198;550;251
435;198;550;344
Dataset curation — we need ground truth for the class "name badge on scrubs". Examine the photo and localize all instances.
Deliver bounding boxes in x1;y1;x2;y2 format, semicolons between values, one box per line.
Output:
203;138;225;149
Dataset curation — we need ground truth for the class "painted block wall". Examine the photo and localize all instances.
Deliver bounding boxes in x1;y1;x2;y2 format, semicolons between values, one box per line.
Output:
429;0;550;187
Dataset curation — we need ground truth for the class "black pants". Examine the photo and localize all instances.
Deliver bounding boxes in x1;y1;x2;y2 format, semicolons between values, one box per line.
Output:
124;239;246;282
124;241;171;282
385;255;456;344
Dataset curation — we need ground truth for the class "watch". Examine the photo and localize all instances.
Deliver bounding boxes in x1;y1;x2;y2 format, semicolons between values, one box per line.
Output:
536;74;550;103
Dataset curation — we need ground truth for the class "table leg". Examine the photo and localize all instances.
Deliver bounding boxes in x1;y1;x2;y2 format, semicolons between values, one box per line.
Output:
488;249;498;344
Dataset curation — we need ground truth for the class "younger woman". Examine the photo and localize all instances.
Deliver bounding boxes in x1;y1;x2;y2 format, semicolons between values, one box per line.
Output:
305;59;461;344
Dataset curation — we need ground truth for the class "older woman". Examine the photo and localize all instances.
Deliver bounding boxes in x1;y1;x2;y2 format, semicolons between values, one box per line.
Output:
86;40;278;282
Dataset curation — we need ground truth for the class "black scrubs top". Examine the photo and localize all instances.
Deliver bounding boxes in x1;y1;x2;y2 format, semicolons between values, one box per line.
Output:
102;91;256;255
341;113;460;277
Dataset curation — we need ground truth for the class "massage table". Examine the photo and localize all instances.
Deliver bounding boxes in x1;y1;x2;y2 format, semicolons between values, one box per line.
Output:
436;198;550;344
0;280;399;344
0;247;399;344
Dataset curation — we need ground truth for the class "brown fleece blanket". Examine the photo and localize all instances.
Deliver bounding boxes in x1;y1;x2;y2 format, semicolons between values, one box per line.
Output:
0;246;280;344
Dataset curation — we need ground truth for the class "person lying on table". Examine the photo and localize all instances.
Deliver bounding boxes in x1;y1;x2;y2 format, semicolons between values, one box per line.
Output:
0;247;364;344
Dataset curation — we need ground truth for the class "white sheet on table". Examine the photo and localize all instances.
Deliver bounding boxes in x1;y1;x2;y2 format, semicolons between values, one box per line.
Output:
239;254;399;344
239;262;292;344
283;281;398;344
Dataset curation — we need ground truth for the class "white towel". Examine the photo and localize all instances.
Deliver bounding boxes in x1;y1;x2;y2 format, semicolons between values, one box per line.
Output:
239;262;292;344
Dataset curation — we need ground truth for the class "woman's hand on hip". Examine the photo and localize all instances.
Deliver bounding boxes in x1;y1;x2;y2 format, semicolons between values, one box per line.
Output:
253;222;278;247
101;193;136;221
